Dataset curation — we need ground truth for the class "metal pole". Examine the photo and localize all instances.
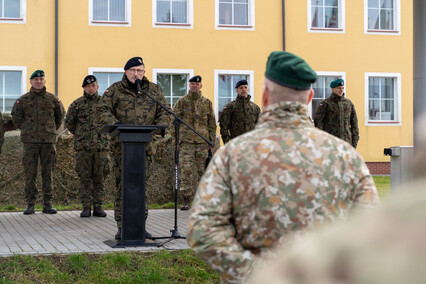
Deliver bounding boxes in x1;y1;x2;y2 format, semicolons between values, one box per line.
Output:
282;0;286;51
55;0;58;97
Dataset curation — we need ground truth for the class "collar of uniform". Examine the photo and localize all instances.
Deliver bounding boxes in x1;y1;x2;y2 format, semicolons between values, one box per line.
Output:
83;91;99;100
331;92;345;100
30;86;46;96
121;74;150;95
236;94;251;102
258;101;312;129
188;91;201;100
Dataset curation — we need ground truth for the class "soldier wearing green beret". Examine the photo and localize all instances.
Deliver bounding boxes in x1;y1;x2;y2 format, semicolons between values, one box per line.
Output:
313;79;359;148
11;70;65;215
173;75;216;210
98;57;171;240
65;75;110;218
187;51;379;283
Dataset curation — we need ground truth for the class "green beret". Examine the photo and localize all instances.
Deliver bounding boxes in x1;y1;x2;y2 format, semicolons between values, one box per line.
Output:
330;79;344;88
265;51;317;90
30;70;45;80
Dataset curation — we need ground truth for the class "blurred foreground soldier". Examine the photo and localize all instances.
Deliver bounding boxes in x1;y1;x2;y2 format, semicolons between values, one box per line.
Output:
219;79;260;144
11;70;65;215
249;179;426;284
0;110;4;154
65;75;110;218
99;57;171;239
187;51;379;283
173;75;216;210
313;79;359;148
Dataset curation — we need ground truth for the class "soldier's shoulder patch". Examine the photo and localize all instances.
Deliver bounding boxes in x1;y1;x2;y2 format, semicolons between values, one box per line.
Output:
319;103;323;107
16;100;20;104
58;98;61;102
223;107;227;110
104;89;109;94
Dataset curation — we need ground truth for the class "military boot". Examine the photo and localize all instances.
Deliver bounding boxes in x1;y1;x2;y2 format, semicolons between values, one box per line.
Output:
93;206;107;217
115;228;121;240
23;204;35;215
42;203;57;214
80;207;91;218
180;196;191;211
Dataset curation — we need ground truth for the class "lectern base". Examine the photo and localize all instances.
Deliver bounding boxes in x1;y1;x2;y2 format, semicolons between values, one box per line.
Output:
104;239;159;248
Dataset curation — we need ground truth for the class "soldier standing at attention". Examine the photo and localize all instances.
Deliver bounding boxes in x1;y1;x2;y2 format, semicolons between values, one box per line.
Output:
98;57;171;240
65;75;110;218
0;111;4;154
173;76;216;211
313;79;359;148
219;79;260;144
187;51;379;283
11;70;65;215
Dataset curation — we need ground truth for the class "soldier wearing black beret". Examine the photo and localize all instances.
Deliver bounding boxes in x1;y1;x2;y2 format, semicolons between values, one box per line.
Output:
313;78;359;148
66;74;110;219
219;79;261;144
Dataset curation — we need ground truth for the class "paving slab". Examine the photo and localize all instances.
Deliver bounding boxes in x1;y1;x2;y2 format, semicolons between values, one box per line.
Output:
0;209;190;257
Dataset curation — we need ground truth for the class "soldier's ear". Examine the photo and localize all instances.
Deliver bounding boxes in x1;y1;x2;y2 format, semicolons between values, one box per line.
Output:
262;85;269;110
307;89;314;104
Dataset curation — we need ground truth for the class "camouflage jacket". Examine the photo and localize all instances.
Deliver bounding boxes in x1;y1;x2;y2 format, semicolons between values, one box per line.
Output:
187;101;379;283
11;87;65;143
65;91;110;151
313;93;359;148
0;111;4;145
219;95;261;144
173;91;216;146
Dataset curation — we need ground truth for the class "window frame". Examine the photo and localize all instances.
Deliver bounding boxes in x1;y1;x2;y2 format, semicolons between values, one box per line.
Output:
365;72;401;126
214;69;254;123
309;71;346;118
89;0;132;27
152;68;194;107
88;67;124;95
308;0;345;33
0;0;26;24
152;0;193;29
0;66;27;113
364;0;401;35
215;0;255;30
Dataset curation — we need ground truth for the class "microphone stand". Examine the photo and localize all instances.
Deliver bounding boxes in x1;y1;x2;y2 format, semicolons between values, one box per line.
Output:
135;80;213;245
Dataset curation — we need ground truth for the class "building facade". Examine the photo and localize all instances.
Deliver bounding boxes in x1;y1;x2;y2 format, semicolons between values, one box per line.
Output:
0;0;413;171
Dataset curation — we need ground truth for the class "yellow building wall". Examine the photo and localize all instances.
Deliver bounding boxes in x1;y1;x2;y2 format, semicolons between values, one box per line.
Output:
285;0;413;162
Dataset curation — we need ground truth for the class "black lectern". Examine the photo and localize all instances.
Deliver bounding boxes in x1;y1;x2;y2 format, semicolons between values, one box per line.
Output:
102;124;168;247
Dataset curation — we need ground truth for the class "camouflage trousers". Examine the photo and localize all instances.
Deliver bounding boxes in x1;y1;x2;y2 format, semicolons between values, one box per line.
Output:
22;143;56;204
75;150;110;207
179;143;210;202
112;141;152;228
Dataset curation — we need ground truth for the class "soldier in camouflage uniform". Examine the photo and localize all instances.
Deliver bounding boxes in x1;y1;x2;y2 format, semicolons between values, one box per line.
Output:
65;75;110;218
187;51;379;283
173;75;216;210
98;57;171;239
0;111;4;154
219;79;260;144
313;79;359;148
11;70;65;215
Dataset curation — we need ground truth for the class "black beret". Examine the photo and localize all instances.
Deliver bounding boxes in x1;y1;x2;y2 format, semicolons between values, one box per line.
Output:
189;75;202;83
330;79;344;88
30;70;45;79
82;75;97;87
235;79;248;88
265;51;317;90
124;57;144;70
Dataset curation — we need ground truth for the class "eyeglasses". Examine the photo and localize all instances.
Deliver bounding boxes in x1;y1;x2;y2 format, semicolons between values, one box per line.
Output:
128;68;145;74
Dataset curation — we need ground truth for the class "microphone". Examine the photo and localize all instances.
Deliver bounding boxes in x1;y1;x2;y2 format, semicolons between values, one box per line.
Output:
135;79;142;94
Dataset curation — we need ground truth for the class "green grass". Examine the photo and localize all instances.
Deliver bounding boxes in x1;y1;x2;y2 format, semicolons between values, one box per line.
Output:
0;250;220;283
373;176;391;199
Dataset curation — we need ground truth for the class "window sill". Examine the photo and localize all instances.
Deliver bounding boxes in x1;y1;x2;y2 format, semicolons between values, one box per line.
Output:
155;22;191;26
367;121;400;125
91;21;129;25
367;29;400;33
217;24;253;28
310;27;343;31
0;18;24;21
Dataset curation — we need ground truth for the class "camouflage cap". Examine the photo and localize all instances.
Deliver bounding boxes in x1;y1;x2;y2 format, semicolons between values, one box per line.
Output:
30;70;45;80
330;79;344;88
124;57;144;70
265;51;317;90
82;75;97;87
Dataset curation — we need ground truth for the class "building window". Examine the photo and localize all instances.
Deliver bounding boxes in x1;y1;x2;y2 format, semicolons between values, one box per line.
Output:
308;0;345;32
0;0;26;23
152;69;193;107
310;72;345;118
216;0;254;30
0;66;26;113
365;0;400;34
89;68;124;94
89;0;131;26
214;70;254;121
153;0;192;27
365;73;401;124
